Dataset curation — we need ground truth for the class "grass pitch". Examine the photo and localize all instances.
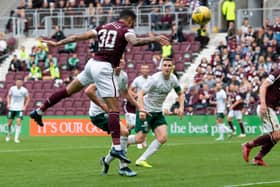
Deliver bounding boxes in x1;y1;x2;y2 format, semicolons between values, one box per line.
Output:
0;136;279;187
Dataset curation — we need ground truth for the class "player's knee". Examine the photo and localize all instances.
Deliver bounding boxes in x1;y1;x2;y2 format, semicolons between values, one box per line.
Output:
120;128;129;137
135;134;146;144
16;119;21;125
272;130;280;142
157;136;167;144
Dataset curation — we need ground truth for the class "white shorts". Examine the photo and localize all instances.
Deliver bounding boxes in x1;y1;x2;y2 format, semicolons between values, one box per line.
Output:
125;112;136;128
257;105;280;133
77;59;119;98
228;110;242;120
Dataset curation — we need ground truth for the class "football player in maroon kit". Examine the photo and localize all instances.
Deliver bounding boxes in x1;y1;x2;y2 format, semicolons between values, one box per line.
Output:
30;9;169;164
242;69;280;166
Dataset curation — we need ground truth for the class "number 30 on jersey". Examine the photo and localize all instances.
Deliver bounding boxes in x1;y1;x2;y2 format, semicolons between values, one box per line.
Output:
98;29;117;49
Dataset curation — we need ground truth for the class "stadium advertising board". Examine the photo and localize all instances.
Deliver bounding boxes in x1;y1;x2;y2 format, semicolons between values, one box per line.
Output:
0;115;271;136
30;118;109;136
167;115;265;136
30;117;127;136
0;116;29;135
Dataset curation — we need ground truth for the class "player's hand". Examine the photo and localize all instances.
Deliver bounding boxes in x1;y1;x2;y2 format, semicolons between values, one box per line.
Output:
22;106;27;111
139;111;147;121
155;35;170;46
260;104;267;117
42;40;58;47
177;108;184;120
6;104;10;110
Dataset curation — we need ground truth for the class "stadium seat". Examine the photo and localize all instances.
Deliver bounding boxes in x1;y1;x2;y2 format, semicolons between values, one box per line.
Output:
65;109;75;115
75;108;85;115
53;100;64;108
83;101;90;109
186;33;195;42
64;100;73;108
44;90;54;98
6;73;15;80
127;72;137;80
33;82;43;90
55;109;65;115
172;44;180;52
24;81;33;90
0;90;7;98
42;81;54;90
140;45;148;51
125;53;133;61
58;56;68;65
33;91;44;99
45;109;55;116
142;53;153;62
73;99;84;107
191;42;201;53
133;53;144;61
175;63;185;72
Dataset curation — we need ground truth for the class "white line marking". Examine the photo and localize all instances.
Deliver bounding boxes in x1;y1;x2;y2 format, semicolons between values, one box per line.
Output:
226;180;280;187
0;141;242;153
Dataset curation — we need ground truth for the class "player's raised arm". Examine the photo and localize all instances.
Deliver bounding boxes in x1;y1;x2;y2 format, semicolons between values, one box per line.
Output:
125;33;170;46
43;30;97;47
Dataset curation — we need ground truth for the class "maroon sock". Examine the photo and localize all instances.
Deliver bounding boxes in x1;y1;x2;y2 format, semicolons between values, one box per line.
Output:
254;141;276;160
228;121;235;131
239;122;245;134
108;112;120;145
40;88;69;112
246;133;274;148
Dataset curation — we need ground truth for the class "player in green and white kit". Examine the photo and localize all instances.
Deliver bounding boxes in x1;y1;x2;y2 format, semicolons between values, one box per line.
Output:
129;64;151;149
6;78;30;143
128;58;184;168
85;60;138;176
213;82;232;141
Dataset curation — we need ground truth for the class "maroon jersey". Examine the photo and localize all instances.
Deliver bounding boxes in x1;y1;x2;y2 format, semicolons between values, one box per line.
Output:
266;70;280;109
228;91;244;110
93;21;134;68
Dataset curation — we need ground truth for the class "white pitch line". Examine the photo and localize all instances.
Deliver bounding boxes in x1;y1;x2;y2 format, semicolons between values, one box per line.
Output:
0;141;242;153
226;180;280;187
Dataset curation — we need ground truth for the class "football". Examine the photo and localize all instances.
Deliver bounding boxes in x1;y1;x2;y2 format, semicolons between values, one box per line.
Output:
192;6;212;26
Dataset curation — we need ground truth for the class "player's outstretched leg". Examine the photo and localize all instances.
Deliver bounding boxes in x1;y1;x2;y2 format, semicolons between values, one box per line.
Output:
30;88;70;126
30;80;84;126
